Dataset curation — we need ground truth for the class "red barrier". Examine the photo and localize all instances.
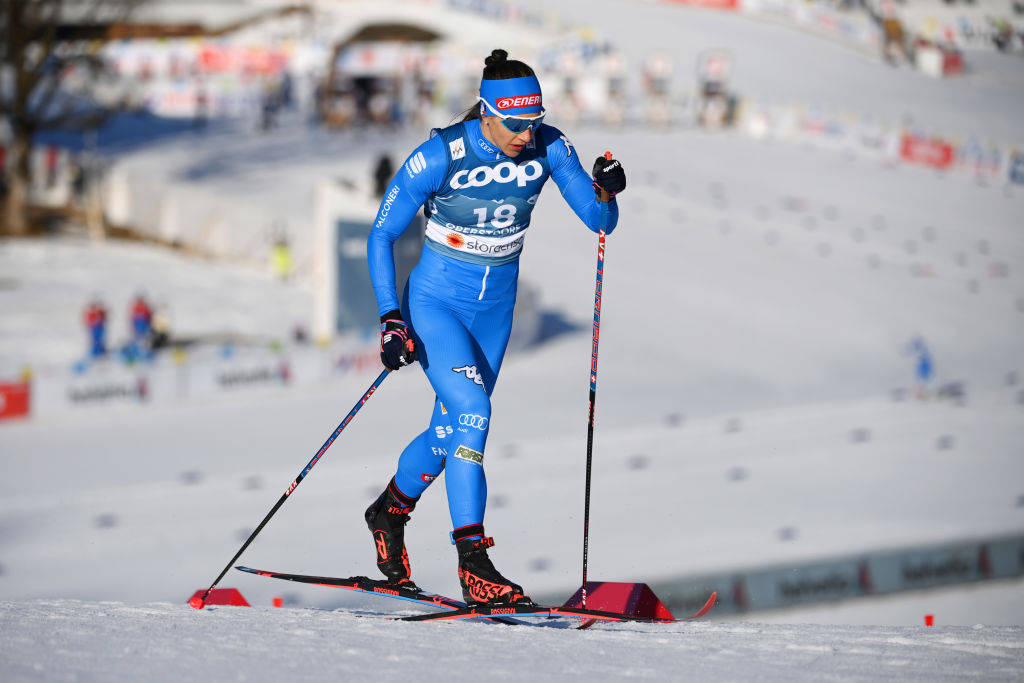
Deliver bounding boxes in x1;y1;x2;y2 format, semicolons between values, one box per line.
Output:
188;588;250;607
562;581;674;619
0;382;30;420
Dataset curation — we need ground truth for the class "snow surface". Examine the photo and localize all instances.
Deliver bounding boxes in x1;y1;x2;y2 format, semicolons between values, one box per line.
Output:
1;600;1022;683
2;1;1024;681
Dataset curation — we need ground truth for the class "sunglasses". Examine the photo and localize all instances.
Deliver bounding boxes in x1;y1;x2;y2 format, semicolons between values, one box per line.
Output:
479;98;546;134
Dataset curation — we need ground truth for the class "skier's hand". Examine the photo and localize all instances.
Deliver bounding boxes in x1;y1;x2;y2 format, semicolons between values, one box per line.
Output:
592;155;626;201
379;310;417;371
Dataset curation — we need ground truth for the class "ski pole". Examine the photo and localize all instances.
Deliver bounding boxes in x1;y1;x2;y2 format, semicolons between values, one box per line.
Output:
190;368;391;609
581;151;614;609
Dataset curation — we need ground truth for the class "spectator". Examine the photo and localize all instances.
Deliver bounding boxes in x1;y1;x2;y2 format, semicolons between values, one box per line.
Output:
83;298;108;359
129;294;154;361
271;236;293;281
908;336;933;399
373;153;395;198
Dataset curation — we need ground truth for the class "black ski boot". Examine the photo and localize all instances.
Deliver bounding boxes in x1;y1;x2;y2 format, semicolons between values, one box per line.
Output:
365;480;418;585
454;525;532;606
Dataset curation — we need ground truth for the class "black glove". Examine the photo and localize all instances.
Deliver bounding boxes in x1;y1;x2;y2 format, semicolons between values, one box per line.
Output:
379;310;417;371
592;155;626;200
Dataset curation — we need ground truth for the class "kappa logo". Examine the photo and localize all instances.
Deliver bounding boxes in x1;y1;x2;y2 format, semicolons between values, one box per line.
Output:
435;424;454;439
452;365;485;387
406;151;427;177
449;161;543;189
449;137;466;160
458;413;488;430
560;134;573;156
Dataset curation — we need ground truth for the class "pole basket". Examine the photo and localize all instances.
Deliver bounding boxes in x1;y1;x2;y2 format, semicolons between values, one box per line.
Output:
562;581;674;620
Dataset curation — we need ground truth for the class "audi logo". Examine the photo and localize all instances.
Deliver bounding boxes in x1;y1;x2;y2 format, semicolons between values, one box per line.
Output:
459;413;488;430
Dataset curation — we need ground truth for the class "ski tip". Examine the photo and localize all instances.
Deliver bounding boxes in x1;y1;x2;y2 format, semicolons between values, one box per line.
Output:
604;150;613;160
690;591;717;620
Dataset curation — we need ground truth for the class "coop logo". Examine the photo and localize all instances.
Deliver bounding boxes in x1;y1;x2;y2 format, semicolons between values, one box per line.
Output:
452;365;485;387
495;94;541;110
459;413;489;430
449;161;543;189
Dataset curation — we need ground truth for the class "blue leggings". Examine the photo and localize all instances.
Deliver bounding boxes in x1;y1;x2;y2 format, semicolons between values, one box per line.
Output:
391;248;518;532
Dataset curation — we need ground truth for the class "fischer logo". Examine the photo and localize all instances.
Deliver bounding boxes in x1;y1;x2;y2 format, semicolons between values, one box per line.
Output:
68;377;148;404
450;161;543;189
495;94;541;110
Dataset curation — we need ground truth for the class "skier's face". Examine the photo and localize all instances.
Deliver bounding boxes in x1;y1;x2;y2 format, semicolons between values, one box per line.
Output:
481;115;537;157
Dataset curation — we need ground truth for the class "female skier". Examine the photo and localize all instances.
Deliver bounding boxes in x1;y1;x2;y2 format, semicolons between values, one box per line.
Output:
365;49;627;606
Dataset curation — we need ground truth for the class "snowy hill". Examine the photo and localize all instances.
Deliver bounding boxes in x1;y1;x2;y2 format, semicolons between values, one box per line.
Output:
1;1;1024;680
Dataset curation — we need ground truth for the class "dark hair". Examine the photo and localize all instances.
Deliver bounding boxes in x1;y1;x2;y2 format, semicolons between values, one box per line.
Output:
460;49;536;122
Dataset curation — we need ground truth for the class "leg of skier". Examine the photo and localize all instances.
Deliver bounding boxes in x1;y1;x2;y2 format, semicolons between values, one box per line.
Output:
413;295;530;605
365;398;449;585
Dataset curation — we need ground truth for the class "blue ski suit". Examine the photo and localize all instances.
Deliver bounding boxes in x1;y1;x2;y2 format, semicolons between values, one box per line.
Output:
367;117;618;534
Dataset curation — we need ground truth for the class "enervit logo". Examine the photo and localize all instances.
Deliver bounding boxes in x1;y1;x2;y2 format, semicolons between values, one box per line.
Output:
450;161;543;189
406;151;427;176
495;94;541;110
452;365;485;387
459;413;488;430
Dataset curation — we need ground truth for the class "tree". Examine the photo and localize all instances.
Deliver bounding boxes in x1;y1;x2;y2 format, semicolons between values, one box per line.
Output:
1;0;143;235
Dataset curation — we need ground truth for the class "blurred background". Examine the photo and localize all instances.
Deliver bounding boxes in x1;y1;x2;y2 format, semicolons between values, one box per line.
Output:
1;0;1022;626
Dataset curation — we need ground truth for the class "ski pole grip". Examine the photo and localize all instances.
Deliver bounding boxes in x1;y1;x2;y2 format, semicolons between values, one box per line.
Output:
598;150;613;203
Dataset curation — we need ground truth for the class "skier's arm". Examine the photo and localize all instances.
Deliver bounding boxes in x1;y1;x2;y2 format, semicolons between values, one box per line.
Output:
367;136;447;316
544;127;620;234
